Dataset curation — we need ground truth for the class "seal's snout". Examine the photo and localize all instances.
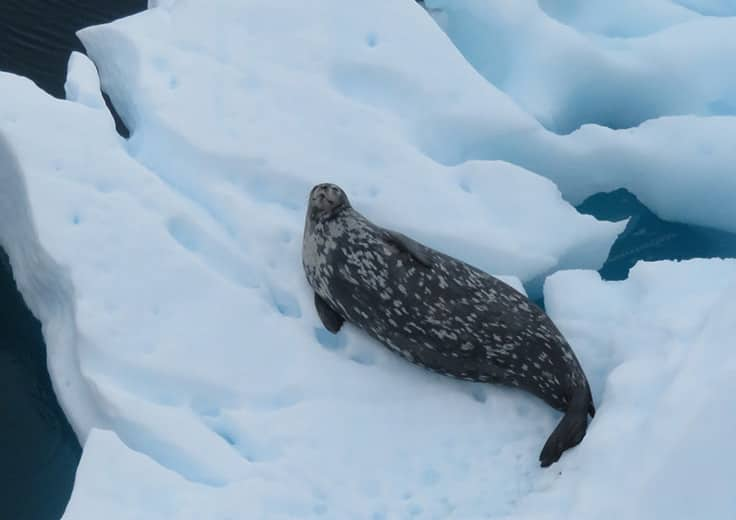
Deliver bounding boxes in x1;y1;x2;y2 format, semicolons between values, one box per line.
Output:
308;183;350;217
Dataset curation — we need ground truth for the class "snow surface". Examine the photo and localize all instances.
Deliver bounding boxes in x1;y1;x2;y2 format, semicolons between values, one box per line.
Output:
428;0;736;132
424;0;736;236
0;0;733;518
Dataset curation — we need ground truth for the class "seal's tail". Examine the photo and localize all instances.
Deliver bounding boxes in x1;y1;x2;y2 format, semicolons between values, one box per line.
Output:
539;385;594;467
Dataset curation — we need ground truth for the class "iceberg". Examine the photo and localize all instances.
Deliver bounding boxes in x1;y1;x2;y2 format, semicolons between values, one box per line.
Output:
0;0;732;518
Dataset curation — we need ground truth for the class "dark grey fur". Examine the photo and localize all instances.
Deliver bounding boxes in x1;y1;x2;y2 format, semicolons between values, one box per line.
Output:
302;183;595;466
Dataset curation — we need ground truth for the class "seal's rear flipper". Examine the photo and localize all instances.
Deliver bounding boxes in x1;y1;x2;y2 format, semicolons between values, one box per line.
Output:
539;386;592;467
314;293;345;333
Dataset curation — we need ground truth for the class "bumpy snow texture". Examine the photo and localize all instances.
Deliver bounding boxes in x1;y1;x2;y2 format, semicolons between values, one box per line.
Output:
0;0;734;518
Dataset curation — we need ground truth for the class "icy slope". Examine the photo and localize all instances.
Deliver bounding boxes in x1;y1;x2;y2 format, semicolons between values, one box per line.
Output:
0;1;624;518
535;260;736;519
424;0;736;235
82;0;736;236
0;66;602;516
63;260;736;519
428;0;736;132
76;1;628;286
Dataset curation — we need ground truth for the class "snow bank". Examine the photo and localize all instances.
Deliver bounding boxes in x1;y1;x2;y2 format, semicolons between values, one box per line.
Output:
64;259;736;519
427;0;736;133
0;0;624;517
419;0;736;238
77;0;625;284
529;259;736;519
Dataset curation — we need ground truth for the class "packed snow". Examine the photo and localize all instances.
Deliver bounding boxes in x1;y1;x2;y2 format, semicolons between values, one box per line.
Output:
424;0;736;236
0;0;733;518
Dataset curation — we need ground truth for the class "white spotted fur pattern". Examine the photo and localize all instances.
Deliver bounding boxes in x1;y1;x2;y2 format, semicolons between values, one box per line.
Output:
303;201;589;412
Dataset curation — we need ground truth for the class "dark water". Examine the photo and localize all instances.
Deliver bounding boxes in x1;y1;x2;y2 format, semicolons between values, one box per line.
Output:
578;189;736;280
0;0;145;99
0;251;80;520
0;1;144;519
0;0;144;137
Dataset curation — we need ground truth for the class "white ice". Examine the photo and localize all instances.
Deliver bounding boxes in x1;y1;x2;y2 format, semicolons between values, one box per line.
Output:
425;0;736;234
0;0;733;518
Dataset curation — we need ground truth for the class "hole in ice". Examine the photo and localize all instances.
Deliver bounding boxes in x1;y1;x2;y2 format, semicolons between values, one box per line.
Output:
577;188;736;281
349;349;376;366
314;327;347;351
269;286;302;318
207;419;282;462
468;384;487;403
365;32;379;47
214;428;236;446
458;178;472;193
71;213;80;225
421;468;440;486
168;217;201;252
407;504;424;517
152;55;168;71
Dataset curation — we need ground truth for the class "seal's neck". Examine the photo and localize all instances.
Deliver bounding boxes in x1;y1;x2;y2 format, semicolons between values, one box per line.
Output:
306;204;352;231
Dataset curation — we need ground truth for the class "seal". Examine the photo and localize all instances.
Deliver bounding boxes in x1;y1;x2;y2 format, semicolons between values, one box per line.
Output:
302;183;595;467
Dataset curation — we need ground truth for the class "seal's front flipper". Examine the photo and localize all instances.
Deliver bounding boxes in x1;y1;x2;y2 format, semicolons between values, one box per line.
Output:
314;293;345;333
539;385;593;467
383;230;433;269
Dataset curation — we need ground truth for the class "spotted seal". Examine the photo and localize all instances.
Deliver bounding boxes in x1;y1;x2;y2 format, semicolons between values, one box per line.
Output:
302;183;595;466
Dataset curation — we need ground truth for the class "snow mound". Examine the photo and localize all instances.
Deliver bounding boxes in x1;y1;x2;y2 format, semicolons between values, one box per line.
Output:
419;0;736;238
64;52;107;111
76;0;624;286
534;259;736;519
427;0;736;133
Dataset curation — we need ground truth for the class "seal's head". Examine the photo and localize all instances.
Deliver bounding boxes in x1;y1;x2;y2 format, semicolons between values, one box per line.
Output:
307;183;351;221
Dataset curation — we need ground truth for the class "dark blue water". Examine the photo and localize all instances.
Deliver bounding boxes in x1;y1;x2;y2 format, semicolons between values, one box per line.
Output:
0;0;144;136
0;2;144;518
0;250;80;520
578;189;736;280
